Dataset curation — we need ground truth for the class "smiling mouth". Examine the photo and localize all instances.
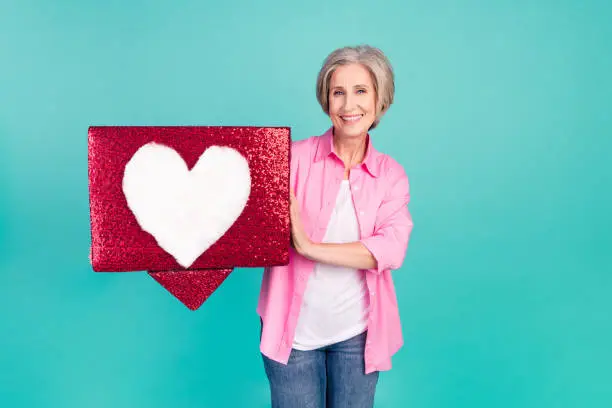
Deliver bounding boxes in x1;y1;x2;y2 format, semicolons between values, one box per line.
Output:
340;114;363;123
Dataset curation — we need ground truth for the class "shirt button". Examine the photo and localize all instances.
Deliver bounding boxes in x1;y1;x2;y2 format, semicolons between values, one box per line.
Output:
359;211;365;216
370;291;376;297
354;186;359;191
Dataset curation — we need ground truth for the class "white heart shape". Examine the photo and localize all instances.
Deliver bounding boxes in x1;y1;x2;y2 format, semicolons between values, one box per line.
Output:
122;142;251;268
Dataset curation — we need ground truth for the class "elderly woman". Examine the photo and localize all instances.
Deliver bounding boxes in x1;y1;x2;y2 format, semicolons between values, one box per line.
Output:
257;45;413;408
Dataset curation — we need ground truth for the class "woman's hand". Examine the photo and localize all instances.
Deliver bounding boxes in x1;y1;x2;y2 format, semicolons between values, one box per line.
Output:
290;189;313;256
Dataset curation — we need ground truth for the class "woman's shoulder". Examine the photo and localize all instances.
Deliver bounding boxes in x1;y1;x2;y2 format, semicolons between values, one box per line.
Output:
290;136;314;151
290;134;322;161
374;149;409;181
291;134;320;149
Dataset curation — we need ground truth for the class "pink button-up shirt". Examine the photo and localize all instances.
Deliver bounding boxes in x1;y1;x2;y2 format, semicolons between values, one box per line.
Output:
257;127;413;374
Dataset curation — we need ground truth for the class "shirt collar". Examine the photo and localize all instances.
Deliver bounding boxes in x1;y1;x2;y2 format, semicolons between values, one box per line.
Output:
314;126;381;178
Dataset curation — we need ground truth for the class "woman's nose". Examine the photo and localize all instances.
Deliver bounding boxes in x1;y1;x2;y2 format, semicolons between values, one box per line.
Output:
343;93;356;111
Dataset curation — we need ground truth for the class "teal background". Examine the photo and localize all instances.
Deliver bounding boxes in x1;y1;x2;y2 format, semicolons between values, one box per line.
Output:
1;0;610;407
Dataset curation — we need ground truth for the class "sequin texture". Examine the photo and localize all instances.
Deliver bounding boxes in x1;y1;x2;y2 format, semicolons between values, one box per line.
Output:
148;268;234;310
89;126;290;271
88;126;291;309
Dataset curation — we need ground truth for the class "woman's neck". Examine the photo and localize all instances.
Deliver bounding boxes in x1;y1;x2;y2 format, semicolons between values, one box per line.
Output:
333;130;368;170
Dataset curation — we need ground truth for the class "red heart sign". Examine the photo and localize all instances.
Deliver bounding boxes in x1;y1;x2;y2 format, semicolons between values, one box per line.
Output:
88;126;291;309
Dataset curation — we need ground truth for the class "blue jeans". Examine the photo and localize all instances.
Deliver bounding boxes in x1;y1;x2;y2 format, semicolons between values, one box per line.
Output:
261;330;379;408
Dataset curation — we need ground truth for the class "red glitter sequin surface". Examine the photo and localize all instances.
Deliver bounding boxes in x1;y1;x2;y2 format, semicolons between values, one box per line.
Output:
149;269;233;311
88;126;290;309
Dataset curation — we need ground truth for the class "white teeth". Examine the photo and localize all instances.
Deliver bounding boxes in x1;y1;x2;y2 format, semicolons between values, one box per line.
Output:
341;115;362;122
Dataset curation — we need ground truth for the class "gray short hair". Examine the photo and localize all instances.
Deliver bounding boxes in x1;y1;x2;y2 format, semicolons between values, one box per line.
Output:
316;45;395;130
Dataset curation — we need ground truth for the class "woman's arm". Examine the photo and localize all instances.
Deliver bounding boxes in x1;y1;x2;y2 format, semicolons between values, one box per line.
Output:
290;162;413;274
290;190;377;270
300;241;377;270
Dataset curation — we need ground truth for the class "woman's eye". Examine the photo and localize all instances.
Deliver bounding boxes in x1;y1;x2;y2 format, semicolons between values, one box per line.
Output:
333;90;344;96
357;89;366;94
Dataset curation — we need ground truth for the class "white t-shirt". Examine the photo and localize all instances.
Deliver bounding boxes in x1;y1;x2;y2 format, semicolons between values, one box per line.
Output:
292;180;370;350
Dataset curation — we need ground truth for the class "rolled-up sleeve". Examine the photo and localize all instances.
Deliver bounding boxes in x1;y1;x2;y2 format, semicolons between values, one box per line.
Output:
360;166;413;274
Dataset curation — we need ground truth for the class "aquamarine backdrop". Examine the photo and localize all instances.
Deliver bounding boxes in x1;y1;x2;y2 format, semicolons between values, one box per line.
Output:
1;1;610;407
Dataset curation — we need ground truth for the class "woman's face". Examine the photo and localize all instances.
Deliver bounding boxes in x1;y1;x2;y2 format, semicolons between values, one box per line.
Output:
328;63;377;139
